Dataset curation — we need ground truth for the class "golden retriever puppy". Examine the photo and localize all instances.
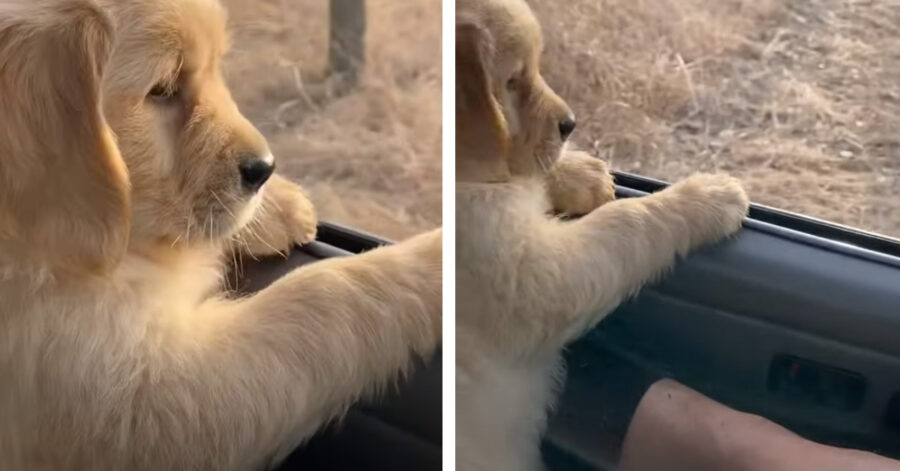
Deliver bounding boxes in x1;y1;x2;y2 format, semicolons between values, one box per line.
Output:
455;1;749;470
97;0;316;257
0;1;441;470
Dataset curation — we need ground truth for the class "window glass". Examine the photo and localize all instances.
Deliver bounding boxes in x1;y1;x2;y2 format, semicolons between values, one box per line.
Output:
222;0;442;240
532;0;900;239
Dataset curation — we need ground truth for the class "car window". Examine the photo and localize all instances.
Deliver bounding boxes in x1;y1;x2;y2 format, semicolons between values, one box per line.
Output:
531;0;900;241
222;0;442;240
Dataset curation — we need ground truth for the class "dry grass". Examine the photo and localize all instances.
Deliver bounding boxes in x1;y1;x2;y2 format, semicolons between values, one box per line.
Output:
531;0;900;238
221;0;442;240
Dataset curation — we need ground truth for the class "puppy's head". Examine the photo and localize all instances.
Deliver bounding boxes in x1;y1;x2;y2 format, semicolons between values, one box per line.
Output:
0;0;130;274
456;0;574;183
101;0;272;247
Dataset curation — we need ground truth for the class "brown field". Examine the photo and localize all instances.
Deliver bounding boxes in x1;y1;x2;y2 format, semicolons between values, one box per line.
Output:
531;0;900;238
221;0;899;240
221;0;442;240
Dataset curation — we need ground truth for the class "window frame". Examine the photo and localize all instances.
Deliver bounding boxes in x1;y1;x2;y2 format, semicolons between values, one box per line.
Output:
613;170;900;266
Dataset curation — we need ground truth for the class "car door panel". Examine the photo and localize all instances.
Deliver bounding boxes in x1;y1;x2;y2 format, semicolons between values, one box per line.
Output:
545;178;900;469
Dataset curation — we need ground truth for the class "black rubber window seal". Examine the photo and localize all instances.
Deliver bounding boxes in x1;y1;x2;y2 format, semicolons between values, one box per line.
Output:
613;170;900;261
315;222;393;254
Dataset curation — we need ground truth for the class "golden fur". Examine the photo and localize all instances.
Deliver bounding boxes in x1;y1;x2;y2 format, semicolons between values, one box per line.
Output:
98;0;316;256
454;1;749;470
0;1;442;470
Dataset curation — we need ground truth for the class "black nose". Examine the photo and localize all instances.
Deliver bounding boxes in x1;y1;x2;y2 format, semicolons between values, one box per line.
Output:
238;158;275;192
559;117;576;141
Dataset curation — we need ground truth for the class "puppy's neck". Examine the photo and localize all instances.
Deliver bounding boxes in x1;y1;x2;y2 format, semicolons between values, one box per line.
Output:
129;239;224;268
457;176;550;215
0;239;225;294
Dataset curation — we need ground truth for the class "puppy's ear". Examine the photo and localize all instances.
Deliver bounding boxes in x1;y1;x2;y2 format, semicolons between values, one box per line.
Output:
456;18;511;183
0;1;130;276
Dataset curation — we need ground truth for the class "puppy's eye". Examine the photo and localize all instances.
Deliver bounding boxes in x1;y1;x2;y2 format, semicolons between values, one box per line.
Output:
148;83;180;103
506;77;519;91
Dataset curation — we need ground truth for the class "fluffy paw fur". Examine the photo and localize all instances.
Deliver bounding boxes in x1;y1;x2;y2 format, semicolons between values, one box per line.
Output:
545;151;616;216
236;174;318;257
669;173;750;245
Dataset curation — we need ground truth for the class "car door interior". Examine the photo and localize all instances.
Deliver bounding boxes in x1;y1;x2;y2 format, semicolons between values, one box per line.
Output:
234;223;441;471
543;173;900;471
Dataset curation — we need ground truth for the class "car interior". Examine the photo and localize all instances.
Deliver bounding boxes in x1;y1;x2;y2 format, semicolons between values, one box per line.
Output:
231;171;900;471
543;172;900;470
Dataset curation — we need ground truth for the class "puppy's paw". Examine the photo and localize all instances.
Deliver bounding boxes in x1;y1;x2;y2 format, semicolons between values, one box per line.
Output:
269;180;318;246
671;173;749;243
546;151;616;216
236;174;317;257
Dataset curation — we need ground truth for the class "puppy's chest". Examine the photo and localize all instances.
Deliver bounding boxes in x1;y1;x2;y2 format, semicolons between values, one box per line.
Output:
457;201;539;274
456;227;522;318
458;354;564;471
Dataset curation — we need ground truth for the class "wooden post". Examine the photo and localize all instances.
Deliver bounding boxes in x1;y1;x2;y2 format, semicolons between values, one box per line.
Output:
329;0;366;89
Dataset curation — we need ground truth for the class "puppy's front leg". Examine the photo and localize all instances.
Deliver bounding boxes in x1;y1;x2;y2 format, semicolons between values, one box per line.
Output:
238;228;442;409
132;230;441;470
545;151;616;216
526;174;747;347
233;174;318;257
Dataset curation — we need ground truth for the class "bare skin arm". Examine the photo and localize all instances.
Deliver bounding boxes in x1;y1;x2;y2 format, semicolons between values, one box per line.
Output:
621;379;900;471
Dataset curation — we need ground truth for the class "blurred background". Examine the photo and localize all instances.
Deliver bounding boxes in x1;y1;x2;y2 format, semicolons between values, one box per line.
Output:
531;0;900;238
222;0;441;241
220;0;900;240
